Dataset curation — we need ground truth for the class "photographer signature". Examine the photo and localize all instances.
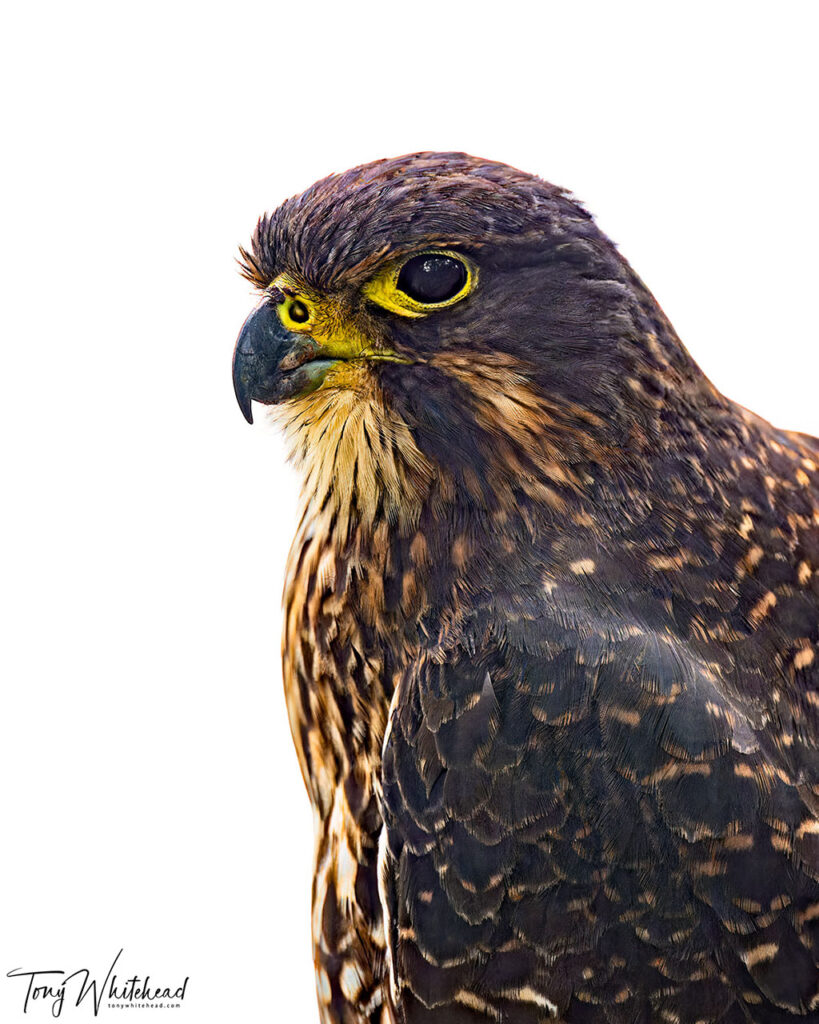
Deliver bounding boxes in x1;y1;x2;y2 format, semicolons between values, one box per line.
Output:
7;950;189;1016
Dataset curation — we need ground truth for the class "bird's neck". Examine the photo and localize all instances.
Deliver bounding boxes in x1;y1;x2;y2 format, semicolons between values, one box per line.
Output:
278;332;742;648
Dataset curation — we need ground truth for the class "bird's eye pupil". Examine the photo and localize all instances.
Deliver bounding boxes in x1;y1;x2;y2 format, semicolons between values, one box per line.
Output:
396;254;467;304
289;300;310;324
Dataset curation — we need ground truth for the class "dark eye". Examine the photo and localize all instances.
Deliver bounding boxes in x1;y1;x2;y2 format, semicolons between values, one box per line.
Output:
396;253;468;304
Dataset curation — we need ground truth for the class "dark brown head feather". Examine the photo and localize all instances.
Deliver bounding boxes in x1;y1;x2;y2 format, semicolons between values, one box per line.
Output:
239;151;596;291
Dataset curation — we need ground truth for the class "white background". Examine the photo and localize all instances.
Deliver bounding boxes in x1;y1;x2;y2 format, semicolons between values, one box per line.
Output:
2;2;817;1022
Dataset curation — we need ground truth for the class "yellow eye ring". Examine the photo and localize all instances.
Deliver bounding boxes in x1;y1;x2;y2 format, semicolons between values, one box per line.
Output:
363;249;477;318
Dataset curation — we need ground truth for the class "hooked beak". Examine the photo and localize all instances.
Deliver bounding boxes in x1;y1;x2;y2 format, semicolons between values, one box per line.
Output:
232;302;338;423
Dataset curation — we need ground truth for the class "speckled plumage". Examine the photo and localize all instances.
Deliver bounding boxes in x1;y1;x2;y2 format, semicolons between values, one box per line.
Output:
234;153;819;1023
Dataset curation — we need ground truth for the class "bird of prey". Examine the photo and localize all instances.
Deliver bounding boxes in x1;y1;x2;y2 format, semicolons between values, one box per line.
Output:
232;153;819;1024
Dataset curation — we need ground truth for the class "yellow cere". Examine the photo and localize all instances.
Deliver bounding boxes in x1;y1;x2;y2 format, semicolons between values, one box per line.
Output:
363;249;477;318
271;271;371;361
270;271;412;369
278;296;314;333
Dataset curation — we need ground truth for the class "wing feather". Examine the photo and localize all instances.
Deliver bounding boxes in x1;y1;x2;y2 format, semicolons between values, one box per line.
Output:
380;605;819;1022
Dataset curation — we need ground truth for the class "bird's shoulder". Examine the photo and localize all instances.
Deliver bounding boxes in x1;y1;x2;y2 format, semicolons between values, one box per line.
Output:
380;594;819;1020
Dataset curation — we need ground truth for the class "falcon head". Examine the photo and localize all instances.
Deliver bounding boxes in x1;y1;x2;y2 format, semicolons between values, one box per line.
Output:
233;152;708;525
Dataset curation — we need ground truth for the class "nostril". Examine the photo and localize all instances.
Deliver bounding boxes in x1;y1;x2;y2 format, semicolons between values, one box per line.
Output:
289;300;310;324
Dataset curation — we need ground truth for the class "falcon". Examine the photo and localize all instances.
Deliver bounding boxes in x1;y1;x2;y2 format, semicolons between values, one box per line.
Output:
231;152;819;1023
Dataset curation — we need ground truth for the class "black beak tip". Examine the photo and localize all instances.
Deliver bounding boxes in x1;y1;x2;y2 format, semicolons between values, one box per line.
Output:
239;396;254;425
232;355;255;424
